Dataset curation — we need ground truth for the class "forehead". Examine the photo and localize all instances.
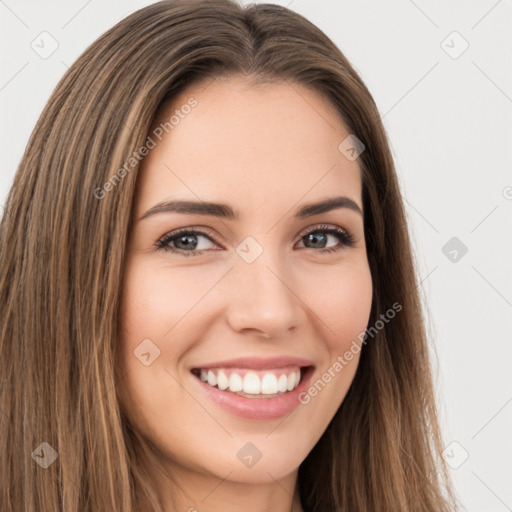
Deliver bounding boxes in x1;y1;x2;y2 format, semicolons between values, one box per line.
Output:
135;76;362;217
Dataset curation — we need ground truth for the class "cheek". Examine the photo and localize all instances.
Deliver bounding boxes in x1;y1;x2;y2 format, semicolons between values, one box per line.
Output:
117;260;175;402
116;258;226;421
119;259;205;352
307;263;373;351
296;262;372;410
116;260;201;431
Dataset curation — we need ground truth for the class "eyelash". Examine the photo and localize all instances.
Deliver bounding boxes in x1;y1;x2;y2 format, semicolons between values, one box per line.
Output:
155;224;356;258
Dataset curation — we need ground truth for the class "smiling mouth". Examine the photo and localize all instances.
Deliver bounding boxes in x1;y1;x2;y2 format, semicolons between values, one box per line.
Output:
191;366;311;399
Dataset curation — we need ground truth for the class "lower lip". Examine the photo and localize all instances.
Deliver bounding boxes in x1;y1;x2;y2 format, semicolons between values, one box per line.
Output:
191;367;315;420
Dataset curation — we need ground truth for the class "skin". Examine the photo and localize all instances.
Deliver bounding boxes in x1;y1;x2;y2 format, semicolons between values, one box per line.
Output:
117;75;373;512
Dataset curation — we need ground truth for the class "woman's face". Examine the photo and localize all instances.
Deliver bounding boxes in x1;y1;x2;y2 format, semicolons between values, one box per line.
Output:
117;76;372;499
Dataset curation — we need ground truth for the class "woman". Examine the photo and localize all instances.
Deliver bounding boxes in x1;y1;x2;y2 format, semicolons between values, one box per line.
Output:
0;0;459;510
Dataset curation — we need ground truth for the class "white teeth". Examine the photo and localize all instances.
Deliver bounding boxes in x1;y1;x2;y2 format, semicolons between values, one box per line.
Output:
217;370;229;390
229;373;243;392
243;372;261;394
277;374;288;393
207;370;217;387
197;367;302;395
261;373;278;394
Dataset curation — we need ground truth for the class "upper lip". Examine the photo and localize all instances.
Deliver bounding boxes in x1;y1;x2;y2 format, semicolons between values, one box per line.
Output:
191;356;314;371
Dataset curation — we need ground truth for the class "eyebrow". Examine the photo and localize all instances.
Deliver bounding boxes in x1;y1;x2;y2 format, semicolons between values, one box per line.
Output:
138;195;362;222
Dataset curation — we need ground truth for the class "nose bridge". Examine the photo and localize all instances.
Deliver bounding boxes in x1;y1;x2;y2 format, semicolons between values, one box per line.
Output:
225;235;300;335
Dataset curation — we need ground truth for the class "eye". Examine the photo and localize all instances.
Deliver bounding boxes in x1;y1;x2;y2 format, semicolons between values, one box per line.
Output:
155;224;356;257
296;224;356;254
155;228;219;257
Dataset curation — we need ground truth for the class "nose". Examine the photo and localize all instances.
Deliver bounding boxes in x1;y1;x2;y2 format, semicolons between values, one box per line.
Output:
224;249;302;339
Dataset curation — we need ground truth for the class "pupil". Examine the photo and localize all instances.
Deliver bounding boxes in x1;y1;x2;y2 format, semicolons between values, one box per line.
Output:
307;233;326;248
176;234;197;250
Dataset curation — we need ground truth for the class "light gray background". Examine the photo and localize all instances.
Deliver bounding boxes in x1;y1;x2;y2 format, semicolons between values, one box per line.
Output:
1;1;511;510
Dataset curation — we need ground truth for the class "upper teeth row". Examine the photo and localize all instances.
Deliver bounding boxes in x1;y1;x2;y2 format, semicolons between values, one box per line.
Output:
199;368;301;395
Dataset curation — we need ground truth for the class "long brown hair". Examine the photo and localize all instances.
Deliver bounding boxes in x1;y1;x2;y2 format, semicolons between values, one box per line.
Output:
0;0;459;510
